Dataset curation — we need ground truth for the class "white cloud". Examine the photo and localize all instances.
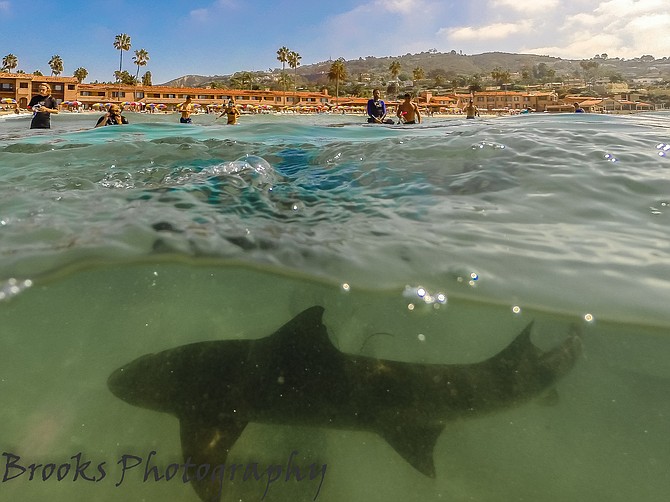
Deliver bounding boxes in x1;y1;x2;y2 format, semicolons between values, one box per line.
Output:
0;1;11;12
491;0;559;12
375;0;423;14
444;22;531;41
189;0;237;22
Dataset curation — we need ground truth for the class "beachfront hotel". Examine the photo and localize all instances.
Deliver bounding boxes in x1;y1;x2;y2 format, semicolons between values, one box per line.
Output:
0;71;655;114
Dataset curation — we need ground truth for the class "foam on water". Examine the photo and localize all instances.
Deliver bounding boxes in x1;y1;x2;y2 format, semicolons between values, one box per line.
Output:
1;111;670;501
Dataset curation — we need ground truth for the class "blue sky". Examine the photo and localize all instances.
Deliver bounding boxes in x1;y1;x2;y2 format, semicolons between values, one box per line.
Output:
1;0;668;84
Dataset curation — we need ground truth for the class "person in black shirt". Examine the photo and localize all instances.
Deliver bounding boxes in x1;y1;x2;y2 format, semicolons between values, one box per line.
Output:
28;83;59;129
95;104;129;127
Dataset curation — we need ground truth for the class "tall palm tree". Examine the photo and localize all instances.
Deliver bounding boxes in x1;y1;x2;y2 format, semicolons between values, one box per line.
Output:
73;67;88;83
1;53;18;72
113;34;132;79
48;55;64;76
389;60;401;80
142;71;152;86
287;50;301;105
328;58;347;106
132;48;149;82
276;46;290;104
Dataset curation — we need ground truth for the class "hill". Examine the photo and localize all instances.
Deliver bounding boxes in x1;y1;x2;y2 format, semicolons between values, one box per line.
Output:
159;51;670;87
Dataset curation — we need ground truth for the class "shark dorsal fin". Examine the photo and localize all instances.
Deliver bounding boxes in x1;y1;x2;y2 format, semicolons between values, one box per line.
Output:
378;422;445;478
179;417;248;502
486;321;542;366
267;305;332;350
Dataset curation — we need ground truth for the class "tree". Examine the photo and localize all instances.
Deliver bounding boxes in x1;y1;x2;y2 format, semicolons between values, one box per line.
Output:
288;50;301;103
132;48;149;82
33;70;43;76
328;58;347;105
114;70;137;85
389;60;401;80
113;33;132;79
2;53;18;72
412;67;425;82
73;67;88;83
142;71;152;86
276;46;290;98
48;55;64;76
230;71;255;90
490;67;510;86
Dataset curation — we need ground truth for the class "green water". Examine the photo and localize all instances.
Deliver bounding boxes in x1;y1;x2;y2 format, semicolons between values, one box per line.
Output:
1;261;669;501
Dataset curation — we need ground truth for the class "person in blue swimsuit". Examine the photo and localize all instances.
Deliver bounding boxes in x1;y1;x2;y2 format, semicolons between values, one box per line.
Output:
366;89;393;124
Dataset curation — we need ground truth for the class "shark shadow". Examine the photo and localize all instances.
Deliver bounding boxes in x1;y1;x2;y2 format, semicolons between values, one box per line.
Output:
108;305;581;501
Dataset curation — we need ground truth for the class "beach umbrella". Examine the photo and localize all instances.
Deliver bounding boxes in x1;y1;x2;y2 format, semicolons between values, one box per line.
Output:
1;98;17;104
157;104;167;109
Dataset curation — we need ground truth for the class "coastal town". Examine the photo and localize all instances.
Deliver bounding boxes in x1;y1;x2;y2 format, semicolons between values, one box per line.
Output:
1;49;666;117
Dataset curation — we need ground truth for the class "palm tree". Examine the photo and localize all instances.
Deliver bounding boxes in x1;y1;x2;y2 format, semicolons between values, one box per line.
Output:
328;58;347;106
113;33;132;79
132;48;149;82
73;67;88;83
490;67;511;86
389;60;401;80
276;46;290;103
412;66;425;93
142;71;152;86
231;71;255;90
412;67;425;82
287;50;301;105
48;55;64;76
2;53;18;72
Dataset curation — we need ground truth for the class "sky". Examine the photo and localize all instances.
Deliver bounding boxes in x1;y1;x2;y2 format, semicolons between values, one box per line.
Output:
1;0;669;84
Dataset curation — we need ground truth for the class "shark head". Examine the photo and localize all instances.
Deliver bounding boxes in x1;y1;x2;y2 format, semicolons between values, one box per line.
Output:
107;351;177;414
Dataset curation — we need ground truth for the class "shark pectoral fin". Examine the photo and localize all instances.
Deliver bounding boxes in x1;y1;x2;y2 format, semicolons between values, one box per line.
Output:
179;417;248;502
379;423;445;478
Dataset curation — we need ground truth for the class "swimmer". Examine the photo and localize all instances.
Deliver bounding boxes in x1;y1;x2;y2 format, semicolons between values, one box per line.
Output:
178;95;194;123
464;99;479;119
396;93;421;124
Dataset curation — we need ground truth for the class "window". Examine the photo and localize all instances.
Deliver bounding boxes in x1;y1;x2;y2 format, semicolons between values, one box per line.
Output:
165;94;176;98
0;83;13;90
20;82;28;88
135;92;144;99
54;84;63;91
81;91;92;96
68;85;75;90
112;91;126;98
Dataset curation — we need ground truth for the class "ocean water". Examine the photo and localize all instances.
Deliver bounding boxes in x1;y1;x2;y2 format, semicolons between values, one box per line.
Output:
1;110;669;502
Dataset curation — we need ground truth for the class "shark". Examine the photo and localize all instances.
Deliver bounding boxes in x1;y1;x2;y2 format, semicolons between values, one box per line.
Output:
108;305;581;501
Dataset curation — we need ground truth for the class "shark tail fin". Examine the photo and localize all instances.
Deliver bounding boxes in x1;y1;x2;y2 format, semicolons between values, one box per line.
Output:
378;422;445;477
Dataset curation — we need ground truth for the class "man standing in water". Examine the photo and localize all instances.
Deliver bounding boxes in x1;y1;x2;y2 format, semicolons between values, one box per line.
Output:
28;83;59;129
464;99;480;119
396;93;421;124
178;95;194;123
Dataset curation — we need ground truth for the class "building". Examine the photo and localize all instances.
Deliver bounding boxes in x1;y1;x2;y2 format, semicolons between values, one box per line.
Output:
0;72;78;108
1;72;331;111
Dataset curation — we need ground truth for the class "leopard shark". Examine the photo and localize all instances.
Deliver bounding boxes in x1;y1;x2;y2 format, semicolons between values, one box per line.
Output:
108;305;581;501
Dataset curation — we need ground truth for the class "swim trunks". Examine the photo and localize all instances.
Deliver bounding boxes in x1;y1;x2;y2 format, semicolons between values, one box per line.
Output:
180;117;192;124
